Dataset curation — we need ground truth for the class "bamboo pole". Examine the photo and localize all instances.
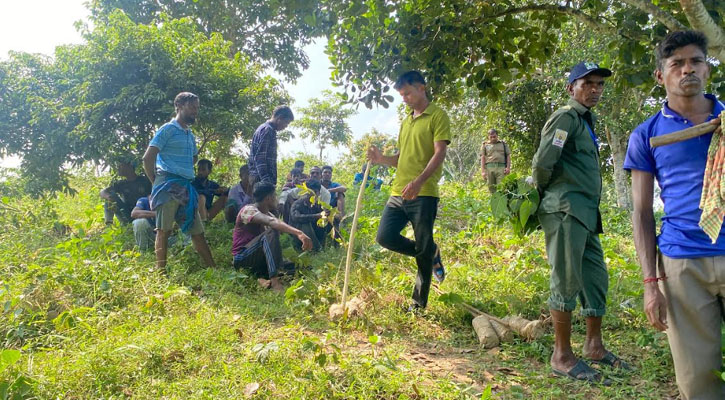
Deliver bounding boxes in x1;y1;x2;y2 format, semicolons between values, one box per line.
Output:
650;120;718;148
338;162;372;314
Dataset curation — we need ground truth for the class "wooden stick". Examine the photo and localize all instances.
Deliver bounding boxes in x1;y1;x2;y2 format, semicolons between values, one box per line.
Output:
339;162;372;315
430;284;508;325
650;120;718;148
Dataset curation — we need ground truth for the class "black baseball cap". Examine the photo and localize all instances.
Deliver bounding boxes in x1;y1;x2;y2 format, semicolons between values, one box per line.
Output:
568;62;612;84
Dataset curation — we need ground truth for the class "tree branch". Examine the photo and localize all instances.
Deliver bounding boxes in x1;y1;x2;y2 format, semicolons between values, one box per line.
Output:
619;0;687;31
678;0;725;63
485;4;615;34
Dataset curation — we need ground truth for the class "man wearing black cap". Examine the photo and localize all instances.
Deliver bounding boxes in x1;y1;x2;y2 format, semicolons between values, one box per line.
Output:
532;62;628;384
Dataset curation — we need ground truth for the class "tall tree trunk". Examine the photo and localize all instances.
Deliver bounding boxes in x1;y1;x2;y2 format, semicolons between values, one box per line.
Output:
605;125;632;211
679;0;725;63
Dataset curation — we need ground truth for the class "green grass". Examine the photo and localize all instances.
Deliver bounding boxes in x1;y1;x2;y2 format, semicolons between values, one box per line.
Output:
0;174;677;399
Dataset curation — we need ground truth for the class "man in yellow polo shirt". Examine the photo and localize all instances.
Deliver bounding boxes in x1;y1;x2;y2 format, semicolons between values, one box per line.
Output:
368;70;451;312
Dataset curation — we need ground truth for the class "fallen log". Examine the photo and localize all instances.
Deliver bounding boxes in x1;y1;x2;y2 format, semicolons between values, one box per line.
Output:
431;285;546;343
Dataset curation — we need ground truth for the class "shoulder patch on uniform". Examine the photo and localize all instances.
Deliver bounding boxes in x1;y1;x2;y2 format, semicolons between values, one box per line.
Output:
562;105;572;110
552;129;568;148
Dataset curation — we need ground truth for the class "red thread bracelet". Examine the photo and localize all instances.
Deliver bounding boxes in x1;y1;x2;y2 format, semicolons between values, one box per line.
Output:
643;276;667;284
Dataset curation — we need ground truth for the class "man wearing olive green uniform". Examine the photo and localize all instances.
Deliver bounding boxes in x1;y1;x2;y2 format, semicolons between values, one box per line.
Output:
480;128;511;193
532;62;628;384
368;70;450;311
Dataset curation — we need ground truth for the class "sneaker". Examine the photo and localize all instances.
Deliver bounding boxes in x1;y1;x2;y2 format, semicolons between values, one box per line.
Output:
433;245;445;283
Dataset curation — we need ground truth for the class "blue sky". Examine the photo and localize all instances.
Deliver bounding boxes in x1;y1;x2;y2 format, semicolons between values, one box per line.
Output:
0;0;402;167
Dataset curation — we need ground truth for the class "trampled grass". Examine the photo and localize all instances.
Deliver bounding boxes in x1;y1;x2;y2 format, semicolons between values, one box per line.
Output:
0;174;677;399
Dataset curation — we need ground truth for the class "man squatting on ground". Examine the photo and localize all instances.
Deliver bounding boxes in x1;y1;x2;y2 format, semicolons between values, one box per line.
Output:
626;30;725;400
225;164;253;224
321;165;346;242
368;70;449;312
142;92;215;270
100;160;151;225
532;61;630;384
232;182;312;291
289;179;327;251
192;158;229;222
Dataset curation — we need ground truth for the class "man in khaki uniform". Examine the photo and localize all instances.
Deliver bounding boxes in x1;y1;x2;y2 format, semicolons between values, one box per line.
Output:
480;129;511;193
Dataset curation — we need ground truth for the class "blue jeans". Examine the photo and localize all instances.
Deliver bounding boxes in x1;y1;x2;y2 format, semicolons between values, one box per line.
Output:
376;196;439;308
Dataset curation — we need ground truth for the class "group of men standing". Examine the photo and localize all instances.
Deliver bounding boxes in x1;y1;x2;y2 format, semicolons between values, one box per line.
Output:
531;30;724;398
99;29;723;398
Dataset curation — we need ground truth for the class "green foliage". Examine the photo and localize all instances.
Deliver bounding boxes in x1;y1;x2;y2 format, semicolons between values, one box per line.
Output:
0;350;20;375
87;0;330;79
296;182;339;239
0;167;680;399
0;349;33;400
438;292;464;306
0;11;288;195
292;90;357;160
490;174;540;238
325;0;725;108
340;128;397;180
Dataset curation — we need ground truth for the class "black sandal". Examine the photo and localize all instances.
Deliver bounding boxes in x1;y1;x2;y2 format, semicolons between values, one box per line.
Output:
589;351;632;370
552;360;611;385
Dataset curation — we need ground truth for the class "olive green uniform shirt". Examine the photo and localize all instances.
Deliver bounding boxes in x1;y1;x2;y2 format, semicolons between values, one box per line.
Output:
481;141;509;165
392;103;451;198
532;99;602;233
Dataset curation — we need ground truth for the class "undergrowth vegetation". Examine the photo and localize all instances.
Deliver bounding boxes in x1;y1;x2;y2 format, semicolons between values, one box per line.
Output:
0;172;678;399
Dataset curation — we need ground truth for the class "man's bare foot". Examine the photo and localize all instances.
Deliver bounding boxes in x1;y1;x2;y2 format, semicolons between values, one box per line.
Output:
269;277;285;292
257;278;272;289
257;278;284;292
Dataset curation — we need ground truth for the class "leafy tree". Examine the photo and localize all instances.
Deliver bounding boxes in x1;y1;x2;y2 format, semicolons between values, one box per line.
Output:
87;0;331;80
443;87;490;182
341;127;397;179
88;1;725;103
324;0;725;108
292;90;356;160
0;53;78;194
0;11;289;195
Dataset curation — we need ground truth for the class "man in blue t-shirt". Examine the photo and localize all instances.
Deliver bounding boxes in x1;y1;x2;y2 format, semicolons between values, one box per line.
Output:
354;163;384;190
131;196;157;251
142;92;215;271
321;165;346;211
192;158;228;221
625;31;725;399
